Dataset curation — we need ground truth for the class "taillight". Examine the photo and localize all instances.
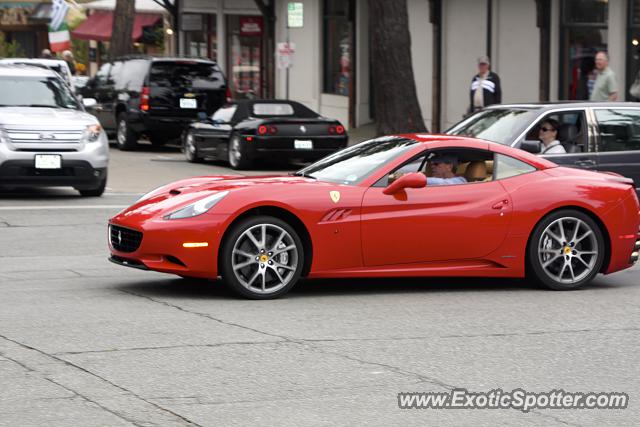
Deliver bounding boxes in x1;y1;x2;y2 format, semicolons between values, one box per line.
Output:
329;124;345;135
268;125;277;134
258;125;268;135
226;87;232;103
140;86;150;111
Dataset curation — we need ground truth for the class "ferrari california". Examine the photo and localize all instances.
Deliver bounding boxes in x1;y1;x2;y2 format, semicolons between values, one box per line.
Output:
109;135;640;299
182;99;348;169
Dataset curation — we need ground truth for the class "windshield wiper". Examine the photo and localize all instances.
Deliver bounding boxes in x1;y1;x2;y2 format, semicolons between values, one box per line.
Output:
12;104;58;108
290;171;317;179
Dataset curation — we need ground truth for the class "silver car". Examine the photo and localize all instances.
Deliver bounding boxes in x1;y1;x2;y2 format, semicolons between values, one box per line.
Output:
0;64;108;196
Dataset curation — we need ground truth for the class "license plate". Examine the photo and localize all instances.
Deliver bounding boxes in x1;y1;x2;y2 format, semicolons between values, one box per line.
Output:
34;154;61;169
294;140;313;150
180;98;197;109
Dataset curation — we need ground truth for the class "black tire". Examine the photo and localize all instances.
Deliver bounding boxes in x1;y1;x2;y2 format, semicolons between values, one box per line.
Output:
183;131;203;163
219;215;304;299
527;209;605;290
116;112;138;151
228;133;252;170
78;175;107;197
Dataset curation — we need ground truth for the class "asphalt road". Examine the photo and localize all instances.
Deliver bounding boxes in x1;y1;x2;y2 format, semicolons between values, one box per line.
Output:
1;144;639;426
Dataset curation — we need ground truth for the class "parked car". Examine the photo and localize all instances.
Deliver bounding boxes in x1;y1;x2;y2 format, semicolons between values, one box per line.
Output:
0;64;109;196
446;102;640;196
108;135;639;299
80;56;230;150
0;58;74;92
183;99;348;169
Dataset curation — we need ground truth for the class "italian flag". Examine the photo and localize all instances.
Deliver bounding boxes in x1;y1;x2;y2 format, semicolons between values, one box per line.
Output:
48;0;71;52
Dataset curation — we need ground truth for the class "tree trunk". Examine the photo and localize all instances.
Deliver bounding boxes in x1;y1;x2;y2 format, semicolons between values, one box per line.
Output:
370;0;428;135
110;0;136;61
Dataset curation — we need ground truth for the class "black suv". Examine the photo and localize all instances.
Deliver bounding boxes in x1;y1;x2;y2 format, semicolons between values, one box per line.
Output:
80;56;229;150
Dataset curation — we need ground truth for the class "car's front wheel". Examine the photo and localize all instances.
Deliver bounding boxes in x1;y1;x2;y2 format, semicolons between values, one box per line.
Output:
116;113;138;151
228;134;251;170
184;131;202;163
527;209;605;290
77;174;107;197
220;216;304;299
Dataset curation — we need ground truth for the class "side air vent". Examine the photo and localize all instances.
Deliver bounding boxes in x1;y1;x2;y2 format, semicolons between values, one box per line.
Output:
320;208;353;222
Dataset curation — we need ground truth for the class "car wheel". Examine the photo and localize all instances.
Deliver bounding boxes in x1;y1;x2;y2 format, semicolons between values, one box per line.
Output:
220;216;304;299
78;175;107;197
527;209;605;290
184;131;202;163
228;134;251;170
116;113;138;151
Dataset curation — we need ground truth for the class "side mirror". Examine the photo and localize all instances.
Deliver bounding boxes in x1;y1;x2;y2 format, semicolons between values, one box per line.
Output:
520;140;542;154
383;172;427;195
82;98;97;109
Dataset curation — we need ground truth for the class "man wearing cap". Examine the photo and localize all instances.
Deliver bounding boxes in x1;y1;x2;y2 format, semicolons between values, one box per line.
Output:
469;56;502;114
427;154;467;186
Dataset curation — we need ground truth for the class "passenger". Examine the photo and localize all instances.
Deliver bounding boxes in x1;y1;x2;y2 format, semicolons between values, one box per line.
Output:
427;154;467;186
538;119;566;154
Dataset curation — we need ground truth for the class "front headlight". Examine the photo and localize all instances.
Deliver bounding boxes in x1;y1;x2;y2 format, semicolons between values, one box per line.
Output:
164;191;229;220
82;124;103;143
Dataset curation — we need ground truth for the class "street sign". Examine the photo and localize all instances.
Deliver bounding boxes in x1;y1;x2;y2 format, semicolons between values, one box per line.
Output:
277;42;295;69
287;2;303;28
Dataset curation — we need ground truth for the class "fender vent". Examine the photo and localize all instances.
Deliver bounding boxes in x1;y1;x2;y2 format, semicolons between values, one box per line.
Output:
320;208;352;222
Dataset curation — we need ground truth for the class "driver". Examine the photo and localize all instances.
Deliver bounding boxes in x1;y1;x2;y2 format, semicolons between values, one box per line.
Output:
426;153;467;186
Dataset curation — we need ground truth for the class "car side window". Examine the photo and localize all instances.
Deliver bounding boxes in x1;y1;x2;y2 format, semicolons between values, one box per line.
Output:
524;110;587;152
594;109;640;152
494;153;536;180
378;148;495;187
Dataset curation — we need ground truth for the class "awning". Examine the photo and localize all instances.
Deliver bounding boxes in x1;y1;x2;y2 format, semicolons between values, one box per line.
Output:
71;10;161;42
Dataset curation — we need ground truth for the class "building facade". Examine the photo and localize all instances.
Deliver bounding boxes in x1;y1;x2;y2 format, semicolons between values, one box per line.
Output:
178;0;639;131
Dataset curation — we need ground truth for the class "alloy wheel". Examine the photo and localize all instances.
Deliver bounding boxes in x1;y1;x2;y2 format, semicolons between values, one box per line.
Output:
230;223;299;295
537;217;599;285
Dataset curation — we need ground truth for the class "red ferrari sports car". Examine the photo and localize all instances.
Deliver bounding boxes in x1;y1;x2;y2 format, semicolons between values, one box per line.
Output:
109;135;640;299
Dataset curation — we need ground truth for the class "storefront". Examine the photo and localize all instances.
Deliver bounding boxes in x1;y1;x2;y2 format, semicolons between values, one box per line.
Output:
179;0;268;99
0;1;49;57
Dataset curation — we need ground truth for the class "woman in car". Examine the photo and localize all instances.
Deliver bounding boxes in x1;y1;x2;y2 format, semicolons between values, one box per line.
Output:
539;118;566;154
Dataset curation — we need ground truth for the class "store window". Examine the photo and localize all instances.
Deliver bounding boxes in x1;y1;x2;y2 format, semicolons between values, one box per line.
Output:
227;15;263;99
182;13;217;60
560;0;608;100
323;0;354;96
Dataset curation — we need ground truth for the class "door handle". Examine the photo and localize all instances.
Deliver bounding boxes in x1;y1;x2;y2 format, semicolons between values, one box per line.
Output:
574;159;596;167
492;199;509;210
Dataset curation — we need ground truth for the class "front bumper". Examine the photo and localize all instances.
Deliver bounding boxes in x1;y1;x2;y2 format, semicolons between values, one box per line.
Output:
0;159;106;188
108;213;229;278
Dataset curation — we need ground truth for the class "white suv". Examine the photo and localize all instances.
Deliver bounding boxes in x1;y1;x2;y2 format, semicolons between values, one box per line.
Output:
0;64;109;196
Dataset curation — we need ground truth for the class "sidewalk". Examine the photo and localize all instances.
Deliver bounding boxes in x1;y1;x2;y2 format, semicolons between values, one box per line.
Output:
347;122;377;146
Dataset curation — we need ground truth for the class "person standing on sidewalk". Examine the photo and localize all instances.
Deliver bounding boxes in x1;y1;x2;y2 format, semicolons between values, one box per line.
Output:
590;51;618;101
468;55;502;114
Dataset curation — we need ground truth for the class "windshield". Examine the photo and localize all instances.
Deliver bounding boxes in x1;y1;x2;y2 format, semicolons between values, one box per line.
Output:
0;76;79;109
295;136;419;185
446;108;538;145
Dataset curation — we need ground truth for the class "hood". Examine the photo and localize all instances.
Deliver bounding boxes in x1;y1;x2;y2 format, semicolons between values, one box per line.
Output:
0;107;97;127
113;174;326;223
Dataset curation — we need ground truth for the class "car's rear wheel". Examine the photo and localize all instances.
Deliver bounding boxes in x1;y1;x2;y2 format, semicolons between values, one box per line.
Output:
184;131;202;163
116;113;138;151
527;209;605;290
228;134;251;170
220;216;304;299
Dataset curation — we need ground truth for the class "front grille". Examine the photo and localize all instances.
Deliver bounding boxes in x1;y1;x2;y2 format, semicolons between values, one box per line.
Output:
6;128;84;145
110;225;143;253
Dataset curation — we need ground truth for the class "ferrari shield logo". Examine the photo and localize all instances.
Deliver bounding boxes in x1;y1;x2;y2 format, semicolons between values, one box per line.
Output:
330;191;341;203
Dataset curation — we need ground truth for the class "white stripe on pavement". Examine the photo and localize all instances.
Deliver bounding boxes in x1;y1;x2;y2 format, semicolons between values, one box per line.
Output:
0;205;128;210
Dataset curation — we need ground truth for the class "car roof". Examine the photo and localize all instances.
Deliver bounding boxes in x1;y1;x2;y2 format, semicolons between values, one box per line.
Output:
483;101;640;110
0;63;58;78
113;55;218;65
0;58;68;66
